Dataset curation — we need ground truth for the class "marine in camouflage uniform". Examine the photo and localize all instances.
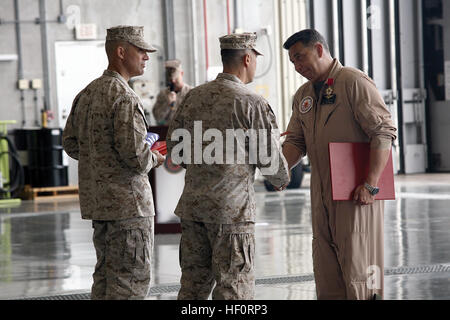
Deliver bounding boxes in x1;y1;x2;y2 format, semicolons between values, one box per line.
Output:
152;59;192;125
167;33;290;300
63;26;164;300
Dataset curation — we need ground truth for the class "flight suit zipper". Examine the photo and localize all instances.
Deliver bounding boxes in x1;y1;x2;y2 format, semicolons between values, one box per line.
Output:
313;84;328;207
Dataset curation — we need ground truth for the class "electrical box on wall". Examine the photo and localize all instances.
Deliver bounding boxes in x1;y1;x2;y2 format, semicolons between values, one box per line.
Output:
17;79;29;90
75;24;97;40
31;79;43;90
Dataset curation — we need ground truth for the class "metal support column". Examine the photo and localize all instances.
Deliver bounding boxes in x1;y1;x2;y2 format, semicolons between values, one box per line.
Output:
162;0;176;60
39;0;51;111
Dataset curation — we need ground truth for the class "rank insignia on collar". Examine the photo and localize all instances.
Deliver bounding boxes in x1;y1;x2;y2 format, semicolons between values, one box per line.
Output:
300;96;313;114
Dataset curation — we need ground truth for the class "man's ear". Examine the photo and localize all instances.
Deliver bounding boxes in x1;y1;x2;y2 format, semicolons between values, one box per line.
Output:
243;53;251;67
315;42;324;58
117;45;126;60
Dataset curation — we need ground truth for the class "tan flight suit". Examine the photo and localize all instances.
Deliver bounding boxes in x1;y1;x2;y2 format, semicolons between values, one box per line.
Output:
167;72;290;300
152;84;192;125
63;70;160;300
284;59;397;300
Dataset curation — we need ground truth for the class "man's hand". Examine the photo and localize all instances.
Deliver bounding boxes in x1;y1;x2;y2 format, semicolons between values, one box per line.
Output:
153;150;166;168
353;184;375;206
270;169;291;192
353;142;391;206
274;182;289;192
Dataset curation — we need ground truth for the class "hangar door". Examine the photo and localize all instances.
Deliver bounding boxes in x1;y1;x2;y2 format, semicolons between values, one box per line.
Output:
54;41;108;185
306;0;427;174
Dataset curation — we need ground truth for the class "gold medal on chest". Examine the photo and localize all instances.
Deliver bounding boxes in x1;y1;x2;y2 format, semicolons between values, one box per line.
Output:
322;78;337;105
325;87;334;99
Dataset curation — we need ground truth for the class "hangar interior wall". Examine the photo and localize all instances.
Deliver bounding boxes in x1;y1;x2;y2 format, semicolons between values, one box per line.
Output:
0;0;284;130
309;0;432;174
425;0;450;172
1;0;447;177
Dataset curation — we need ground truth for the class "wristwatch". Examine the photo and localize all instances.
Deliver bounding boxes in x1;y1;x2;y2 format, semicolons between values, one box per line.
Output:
364;182;380;196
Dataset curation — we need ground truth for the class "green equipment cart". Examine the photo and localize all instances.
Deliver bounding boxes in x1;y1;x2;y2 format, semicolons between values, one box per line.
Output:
0;120;22;207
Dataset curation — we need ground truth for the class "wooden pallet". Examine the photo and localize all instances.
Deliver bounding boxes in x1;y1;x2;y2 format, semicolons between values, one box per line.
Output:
21;185;79;200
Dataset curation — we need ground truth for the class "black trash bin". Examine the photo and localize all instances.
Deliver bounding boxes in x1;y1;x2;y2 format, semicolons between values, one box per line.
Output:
14;128;68;187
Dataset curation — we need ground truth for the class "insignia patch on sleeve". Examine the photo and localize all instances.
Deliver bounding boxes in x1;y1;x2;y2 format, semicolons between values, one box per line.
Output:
300;96;314;114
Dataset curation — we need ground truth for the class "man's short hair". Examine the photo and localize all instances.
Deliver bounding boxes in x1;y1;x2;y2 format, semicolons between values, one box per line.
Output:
283;29;330;52
165;59;182;70
221;49;253;67
105;40;129;59
166;67;181;81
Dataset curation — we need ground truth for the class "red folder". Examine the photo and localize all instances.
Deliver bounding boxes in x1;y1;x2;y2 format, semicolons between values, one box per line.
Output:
329;142;395;201
151;141;167;156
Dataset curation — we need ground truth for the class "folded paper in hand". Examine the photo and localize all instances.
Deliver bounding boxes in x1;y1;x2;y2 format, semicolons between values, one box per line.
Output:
151;141;167;156
145;132;160;147
145;132;167;156
329;142;395;201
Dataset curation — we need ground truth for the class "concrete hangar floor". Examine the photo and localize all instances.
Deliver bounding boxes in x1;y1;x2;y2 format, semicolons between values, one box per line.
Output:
0;173;449;300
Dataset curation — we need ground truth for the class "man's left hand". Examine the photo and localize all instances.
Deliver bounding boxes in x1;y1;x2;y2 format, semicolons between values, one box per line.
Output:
353;185;375;206
274;183;289;192
153;150;166;168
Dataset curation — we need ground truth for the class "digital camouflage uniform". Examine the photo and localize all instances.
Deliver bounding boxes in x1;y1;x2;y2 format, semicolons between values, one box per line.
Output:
284;59;397;300
167;33;290;300
152;84;192;125
63;26;158;300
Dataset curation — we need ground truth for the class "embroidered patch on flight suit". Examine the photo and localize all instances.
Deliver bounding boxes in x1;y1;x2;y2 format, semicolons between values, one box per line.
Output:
299;96;313;114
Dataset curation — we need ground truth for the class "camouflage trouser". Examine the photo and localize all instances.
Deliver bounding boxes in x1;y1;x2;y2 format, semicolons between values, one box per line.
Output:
178;219;255;300
91;217;154;300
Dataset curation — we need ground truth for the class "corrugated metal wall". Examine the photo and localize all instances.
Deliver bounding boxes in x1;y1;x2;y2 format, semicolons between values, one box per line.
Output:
275;0;428;174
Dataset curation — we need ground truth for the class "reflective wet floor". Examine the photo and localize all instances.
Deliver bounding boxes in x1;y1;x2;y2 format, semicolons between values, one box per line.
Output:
0;173;449;300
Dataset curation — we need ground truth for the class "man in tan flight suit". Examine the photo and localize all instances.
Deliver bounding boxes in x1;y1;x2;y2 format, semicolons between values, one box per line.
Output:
167;33;290;300
282;29;397;300
63;25;165;300
152;59;192;125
